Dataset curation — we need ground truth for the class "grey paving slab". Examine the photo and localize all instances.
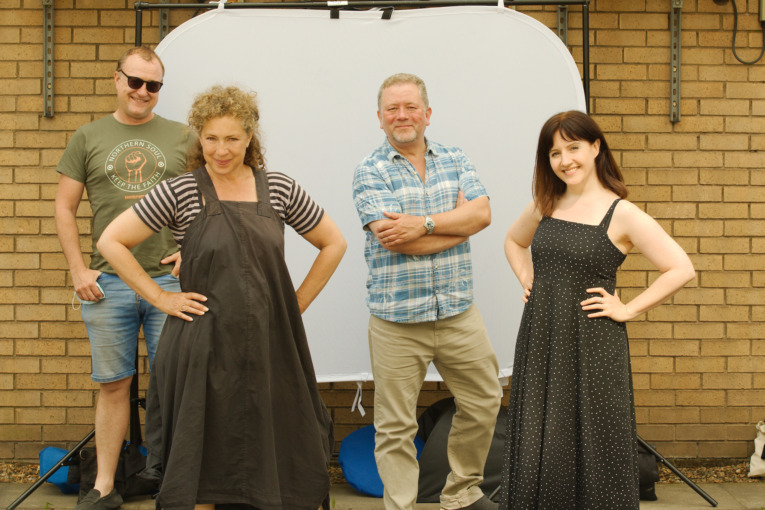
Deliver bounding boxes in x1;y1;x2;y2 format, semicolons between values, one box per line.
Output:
1;481;763;510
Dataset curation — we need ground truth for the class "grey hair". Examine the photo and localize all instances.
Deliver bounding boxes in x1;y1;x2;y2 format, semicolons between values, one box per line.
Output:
377;73;429;110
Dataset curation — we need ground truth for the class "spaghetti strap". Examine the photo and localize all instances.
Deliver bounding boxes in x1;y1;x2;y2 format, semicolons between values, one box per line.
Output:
599;198;621;230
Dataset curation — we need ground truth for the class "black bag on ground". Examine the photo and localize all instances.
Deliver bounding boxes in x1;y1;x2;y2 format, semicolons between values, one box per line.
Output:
67;442;158;501
637;441;660;501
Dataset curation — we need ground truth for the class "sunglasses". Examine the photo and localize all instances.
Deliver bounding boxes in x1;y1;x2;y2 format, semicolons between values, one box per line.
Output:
118;69;163;93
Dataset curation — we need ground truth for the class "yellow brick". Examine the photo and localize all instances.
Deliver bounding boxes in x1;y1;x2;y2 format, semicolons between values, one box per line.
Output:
594;98;646;115
590;81;620;97
698;65;747;81
726;117;765;133
622;151;673;168
14;339;65;357
703;373;752;389
699;305;750;322
15;270;66;287
699;99;750;116
631;356;674;373
684;81;726;98
16;304;65;322
39;322;87;339
42;391;94;408
0;253;40;269
754;307;765;321
648;339;700;356
700;168;749;185
674;186;723;202
596;64;647;81
651;374;701;389
699;238;749;254
634;389;675;406
728;356;765;372
673;116;725;133
702;339;751;356
699;407;751;424
70;61;114;79
698;203;749;219
674;220;723;237
41;357;91;374
675;323;724;339
636;425;675;441
649;408;700;423
756;271;765;285
643;168;696;185
645;203;696;219
699;134;749;151
754;170;765;185
646;134;698;151
698;441;750;458
725;256;765;272
675;424;727;441
622;115;672;132
755;374;765;388
728;390;765;406
0;390;41;407
16;373;67;390
626;185;672;201
42;424;94;442
646;305;697;322
16;408;66;425
675;357;726;373
623;47;669;64
0;425;42;441
728;323;765;339
596;29;647;47
724;187;765;203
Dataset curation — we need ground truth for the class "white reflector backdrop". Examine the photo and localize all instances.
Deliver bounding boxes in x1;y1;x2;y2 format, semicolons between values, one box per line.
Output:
154;5;585;383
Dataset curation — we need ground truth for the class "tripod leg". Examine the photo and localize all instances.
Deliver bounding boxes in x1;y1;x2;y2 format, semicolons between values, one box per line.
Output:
637;435;718;508
5;429;95;510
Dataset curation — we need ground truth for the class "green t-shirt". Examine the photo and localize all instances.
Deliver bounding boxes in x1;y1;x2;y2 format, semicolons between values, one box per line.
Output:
57;114;191;276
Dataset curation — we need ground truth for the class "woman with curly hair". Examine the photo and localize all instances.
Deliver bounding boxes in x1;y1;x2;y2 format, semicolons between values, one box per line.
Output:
99;85;346;510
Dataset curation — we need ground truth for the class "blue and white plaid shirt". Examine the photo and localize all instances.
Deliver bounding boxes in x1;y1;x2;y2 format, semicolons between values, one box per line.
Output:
352;137;488;323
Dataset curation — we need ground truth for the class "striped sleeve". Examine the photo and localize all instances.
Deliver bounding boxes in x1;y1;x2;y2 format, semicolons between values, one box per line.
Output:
267;171;324;235
132;173;201;247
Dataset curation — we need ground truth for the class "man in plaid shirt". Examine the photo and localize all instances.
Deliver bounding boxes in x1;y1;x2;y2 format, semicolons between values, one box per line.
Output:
352;73;502;510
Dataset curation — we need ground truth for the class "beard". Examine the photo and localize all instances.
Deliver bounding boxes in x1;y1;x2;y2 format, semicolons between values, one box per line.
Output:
391;126;419;145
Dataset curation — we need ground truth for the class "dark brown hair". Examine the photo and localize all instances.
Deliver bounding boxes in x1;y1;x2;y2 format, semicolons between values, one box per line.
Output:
533;110;627;216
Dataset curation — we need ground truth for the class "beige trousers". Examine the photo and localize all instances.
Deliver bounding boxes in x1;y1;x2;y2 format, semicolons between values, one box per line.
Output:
369;305;502;510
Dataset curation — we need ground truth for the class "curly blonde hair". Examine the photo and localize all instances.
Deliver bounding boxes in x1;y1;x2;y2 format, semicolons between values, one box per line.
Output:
186;85;266;171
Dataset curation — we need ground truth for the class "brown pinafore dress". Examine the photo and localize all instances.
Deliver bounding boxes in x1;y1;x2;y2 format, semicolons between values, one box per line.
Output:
146;166;332;510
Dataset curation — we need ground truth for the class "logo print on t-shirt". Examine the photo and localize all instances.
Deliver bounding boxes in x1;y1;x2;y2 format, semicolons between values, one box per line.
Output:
104;139;168;193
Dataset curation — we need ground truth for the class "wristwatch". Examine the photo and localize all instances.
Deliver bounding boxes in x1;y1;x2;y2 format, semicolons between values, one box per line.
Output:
424;216;435;235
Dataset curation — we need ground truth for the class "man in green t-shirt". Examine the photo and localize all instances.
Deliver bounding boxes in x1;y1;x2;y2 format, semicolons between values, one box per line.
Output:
54;46;188;510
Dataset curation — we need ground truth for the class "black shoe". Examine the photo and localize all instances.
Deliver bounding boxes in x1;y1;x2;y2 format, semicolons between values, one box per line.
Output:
461;495;498;510
74;489;124;510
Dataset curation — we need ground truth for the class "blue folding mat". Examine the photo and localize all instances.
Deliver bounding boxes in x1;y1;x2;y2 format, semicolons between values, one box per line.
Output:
338;424;424;497
38;446;80;494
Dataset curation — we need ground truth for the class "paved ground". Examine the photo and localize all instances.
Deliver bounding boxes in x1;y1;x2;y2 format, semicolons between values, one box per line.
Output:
1;481;763;510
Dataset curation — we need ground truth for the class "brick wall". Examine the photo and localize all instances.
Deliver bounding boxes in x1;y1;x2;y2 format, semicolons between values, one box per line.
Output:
1;0;763;462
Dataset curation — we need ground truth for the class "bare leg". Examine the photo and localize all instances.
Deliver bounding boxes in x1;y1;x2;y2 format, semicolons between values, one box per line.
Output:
194;505;214;510
93;376;132;495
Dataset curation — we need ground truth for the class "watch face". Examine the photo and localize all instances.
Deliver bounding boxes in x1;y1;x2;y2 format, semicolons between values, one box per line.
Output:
425;217;435;234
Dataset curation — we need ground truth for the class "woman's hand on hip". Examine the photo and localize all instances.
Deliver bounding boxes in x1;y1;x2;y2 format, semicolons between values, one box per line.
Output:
158;290;208;322
581;287;632;322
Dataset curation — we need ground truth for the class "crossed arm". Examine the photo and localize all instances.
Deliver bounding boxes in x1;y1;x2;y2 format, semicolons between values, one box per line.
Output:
368;193;490;256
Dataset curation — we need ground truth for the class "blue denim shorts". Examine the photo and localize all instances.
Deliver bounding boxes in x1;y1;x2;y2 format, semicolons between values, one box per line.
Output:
79;272;180;383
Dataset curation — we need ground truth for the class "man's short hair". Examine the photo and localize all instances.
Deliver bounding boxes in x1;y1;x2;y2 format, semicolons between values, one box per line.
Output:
116;46;165;77
377;73;429;110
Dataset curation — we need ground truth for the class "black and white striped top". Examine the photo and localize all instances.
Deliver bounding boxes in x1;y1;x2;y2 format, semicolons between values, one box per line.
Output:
132;171;324;247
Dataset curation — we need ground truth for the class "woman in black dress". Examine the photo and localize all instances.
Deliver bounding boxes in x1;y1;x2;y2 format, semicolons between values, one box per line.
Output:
499;111;695;510
99;85;346;510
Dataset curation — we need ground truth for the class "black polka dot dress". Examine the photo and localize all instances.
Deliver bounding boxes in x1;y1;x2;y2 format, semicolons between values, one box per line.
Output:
499;199;639;510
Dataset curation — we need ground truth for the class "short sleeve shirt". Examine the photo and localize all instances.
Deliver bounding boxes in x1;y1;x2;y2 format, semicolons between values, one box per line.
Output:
57;114;191;276
132;170;325;247
352;137;488;323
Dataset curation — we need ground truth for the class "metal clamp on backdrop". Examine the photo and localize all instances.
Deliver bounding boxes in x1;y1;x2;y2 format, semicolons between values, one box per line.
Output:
328;0;347;18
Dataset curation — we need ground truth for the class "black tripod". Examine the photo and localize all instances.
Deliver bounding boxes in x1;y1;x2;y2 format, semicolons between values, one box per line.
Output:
487;435;719;507
6;358;146;510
